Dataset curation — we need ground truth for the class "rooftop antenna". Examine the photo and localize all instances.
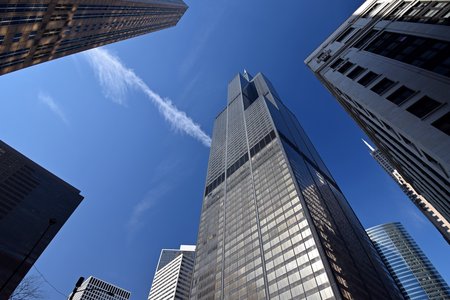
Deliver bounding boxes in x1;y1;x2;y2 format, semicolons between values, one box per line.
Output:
362;138;375;152
243;69;252;81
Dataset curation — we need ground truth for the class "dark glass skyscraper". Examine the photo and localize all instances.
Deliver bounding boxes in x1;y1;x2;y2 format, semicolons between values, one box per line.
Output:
190;71;402;299
0;140;83;300
0;0;187;76
367;222;450;300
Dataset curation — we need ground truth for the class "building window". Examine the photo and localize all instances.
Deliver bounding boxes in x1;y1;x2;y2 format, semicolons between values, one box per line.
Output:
357;71;379;86
363;31;450;78
364;3;382;17
28;31;37;39
386;86;416;105
12;33;22;42
354;30;379;48
431;112;450;136
370;78;396;95
0;35;4;44
406;96;442;119
330;58;344;69
337;61;354;74
336;27;355;43
346;66;365;79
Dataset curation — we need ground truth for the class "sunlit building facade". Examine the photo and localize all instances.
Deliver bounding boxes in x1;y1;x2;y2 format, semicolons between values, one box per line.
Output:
71;276;130;300
148;245;195;300
0;0;187;76
363;140;450;243
190;71;402;299
0;140;83;300
305;0;450;234
367;222;450;299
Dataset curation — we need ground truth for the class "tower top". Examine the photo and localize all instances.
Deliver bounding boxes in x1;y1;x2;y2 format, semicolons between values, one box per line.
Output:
243;69;253;81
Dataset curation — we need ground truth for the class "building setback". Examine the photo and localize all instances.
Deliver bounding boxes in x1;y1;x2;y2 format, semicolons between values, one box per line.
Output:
367;222;450;299
190;71;403;299
363;139;450;243
70;276;130;300
0;140;83;300
305;0;450;233
0;0;187;76
148;245;195;300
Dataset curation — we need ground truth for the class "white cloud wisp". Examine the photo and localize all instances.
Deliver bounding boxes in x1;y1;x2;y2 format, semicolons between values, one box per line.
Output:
84;48;211;147
38;92;69;125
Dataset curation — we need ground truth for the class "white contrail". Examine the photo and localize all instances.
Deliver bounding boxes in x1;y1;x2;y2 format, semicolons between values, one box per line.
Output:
38;92;69;125
84;48;211;147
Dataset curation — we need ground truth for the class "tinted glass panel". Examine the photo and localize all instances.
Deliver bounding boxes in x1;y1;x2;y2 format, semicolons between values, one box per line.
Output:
363;31;450;78
330;58;344;69
338;62;354;74
432;112;450;135
347;66;365;79
371;78;396;95
358;71;378;86
386;86;416;105
406;96;441;118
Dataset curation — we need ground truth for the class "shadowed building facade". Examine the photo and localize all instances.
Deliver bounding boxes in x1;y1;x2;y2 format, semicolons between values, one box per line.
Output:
305;0;450;236
190;71;402;299
367;223;450;299
148;245;195;300
0;0;187;76
0;140;83;300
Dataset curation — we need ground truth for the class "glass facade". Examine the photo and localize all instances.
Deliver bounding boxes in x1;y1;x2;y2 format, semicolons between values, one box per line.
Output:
367;223;450;300
190;72;402;299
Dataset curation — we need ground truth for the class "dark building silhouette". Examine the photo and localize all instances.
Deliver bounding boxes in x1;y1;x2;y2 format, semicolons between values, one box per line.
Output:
0;0;187;76
0;140;83;300
190;71;403;299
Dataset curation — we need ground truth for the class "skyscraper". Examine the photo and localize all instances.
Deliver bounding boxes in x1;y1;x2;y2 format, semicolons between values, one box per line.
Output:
363;139;450;243
148;245;195;300
367;222;450;300
0;140;83;300
305;0;450;231
190;71;402;299
0;0;187;76
70;276;130;300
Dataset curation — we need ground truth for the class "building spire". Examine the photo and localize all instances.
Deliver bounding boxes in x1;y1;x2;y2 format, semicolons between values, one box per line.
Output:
243;69;252;81
362;139;375;152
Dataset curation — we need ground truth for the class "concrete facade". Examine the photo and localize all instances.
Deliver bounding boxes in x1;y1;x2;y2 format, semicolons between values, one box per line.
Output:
148;245;195;300
306;0;450;231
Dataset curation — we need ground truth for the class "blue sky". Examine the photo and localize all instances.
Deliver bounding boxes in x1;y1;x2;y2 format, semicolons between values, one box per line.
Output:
0;0;448;299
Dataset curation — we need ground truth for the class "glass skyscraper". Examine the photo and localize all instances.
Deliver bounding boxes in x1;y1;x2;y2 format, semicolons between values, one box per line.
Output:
367;222;450;300
0;0;187;76
190;71;402;299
